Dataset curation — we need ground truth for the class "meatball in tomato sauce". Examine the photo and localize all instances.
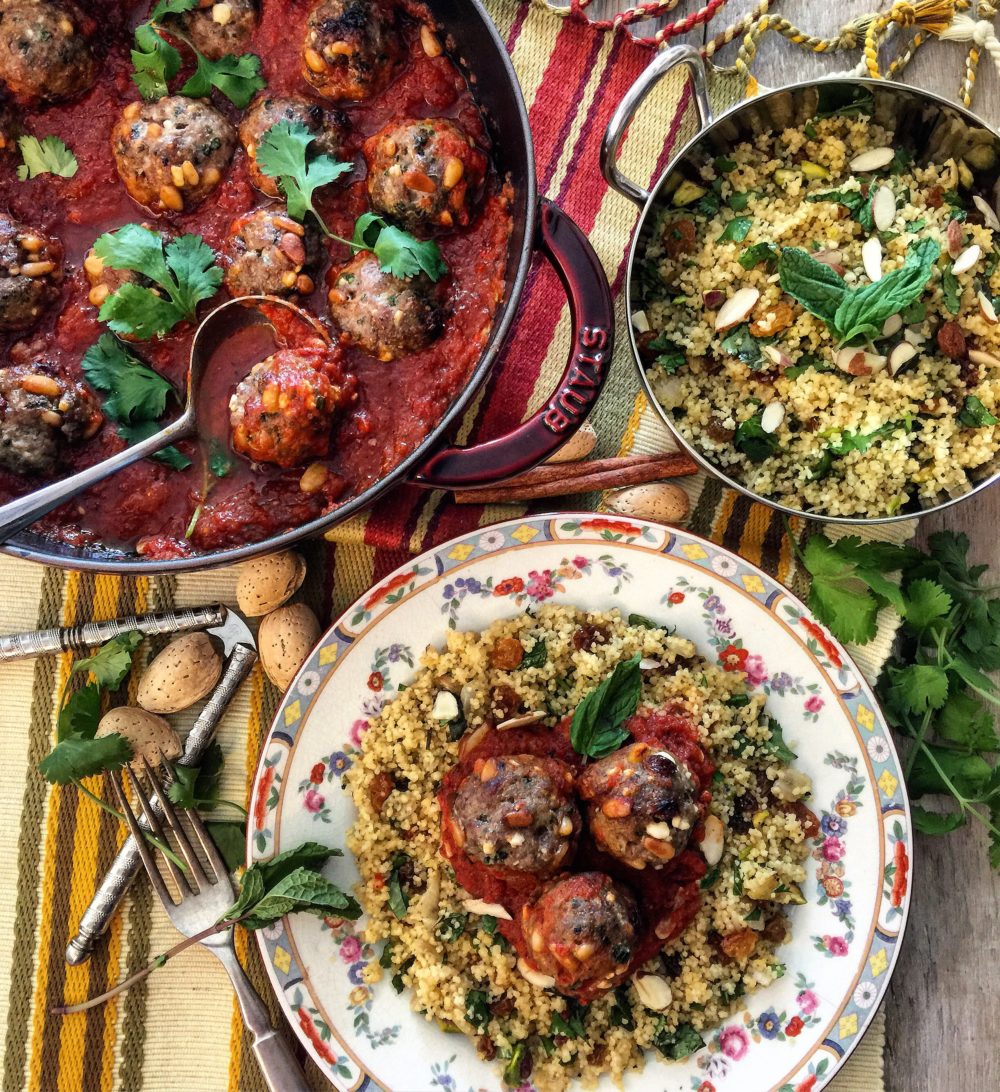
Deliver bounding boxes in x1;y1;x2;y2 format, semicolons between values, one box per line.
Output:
328;251;443;362
363;118;486;236
0;364;101;476
83;224;172;319
239;94;347;199
302;0;400;102
0;215;63;333
0;0;96;102
224;207;319;299
229;347;355;468
111;96;236;214
578;740;700;870
520;872;640;1001
450;755;579;876
164;0;259;60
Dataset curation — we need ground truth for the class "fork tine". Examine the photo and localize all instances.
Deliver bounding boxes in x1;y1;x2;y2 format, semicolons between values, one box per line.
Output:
142;758;209;888
181;796;227;884
109;772;174;906
124;763;191;894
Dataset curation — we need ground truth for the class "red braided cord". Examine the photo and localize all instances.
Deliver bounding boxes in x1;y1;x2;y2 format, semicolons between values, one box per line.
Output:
568;0;729;43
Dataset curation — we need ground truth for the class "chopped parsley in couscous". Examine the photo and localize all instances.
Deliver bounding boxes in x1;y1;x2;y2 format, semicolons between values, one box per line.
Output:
347;605;814;1089
636;100;1000;518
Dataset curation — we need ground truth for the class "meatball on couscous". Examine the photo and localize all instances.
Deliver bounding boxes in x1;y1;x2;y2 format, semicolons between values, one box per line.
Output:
578;740;701;870
224;207;319;299
449;754;580;876
239;94;347;199
111;96;236;214
0;364;101;476
363;117;486;236
301;0;400;102
229;347;355;467
0;214;62;333
520;872;641;1002
0;0;96;102
327;251;443;361
163;0;259;60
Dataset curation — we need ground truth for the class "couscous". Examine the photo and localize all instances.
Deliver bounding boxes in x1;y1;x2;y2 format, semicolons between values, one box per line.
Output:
347;605;814;1089
636;100;1000;518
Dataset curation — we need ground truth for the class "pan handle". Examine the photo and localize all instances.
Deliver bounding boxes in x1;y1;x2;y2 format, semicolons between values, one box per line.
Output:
601;44;714;207
411;198;613;489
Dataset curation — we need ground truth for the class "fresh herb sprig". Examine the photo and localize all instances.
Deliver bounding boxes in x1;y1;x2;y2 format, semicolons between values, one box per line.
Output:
132;0;265;107
798;529;1000;866
17;135;78;180
255;120;448;282
569;653;642;758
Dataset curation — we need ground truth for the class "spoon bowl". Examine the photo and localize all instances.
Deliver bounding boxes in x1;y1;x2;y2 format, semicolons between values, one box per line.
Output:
0;296;327;546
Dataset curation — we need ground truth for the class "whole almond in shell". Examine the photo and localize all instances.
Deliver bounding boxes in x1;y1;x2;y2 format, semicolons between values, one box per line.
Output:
259;603;321;691
606;482;690;525
545;421;597;464
96;707;181;769
137;631;222;713
236;551;306;617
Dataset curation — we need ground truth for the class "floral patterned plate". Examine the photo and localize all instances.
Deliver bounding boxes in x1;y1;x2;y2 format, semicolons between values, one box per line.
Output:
249;513;911;1092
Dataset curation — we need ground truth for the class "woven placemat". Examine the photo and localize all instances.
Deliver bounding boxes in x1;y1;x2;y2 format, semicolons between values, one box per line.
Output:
0;3;903;1089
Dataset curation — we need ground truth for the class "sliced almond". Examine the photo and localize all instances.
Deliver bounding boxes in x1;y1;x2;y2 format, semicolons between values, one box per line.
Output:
760;401;785;433
881;313;903;337
978;290;998;324
872;184;896;231
496;711;546;731
973;194;1000;231
631;310;650;334
947;217;964;259
849;147;894;172
761;343;791;369
888;341;918;376
835;348;886;376
517;958;556;989
714;287;760;332
698;813;725;867
632;974;673;1012
462;898;512;920
639;658;662;670
431;691;460;721
969;348;1000;369
904;328;927;346
861;236;883;282
952;243;982;276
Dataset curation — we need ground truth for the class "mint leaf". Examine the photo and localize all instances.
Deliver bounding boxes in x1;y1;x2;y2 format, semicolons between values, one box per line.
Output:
387;852;410;918
238;867;360;929
225;841;342;921
205;821;247;873
570;654;642;758
958;395;999;428
778;247;847;329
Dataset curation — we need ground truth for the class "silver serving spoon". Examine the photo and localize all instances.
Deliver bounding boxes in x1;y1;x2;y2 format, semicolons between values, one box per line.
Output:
0;295;330;546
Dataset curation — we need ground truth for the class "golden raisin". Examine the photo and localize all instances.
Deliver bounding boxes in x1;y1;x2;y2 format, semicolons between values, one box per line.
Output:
489;637;524;670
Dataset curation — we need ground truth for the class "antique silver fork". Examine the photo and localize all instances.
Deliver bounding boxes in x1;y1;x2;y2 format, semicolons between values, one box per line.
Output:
111;759;310;1092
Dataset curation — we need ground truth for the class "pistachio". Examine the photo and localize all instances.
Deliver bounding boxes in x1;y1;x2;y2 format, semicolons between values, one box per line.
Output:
236;550;306;616
606;482;690;525
671;179;707;207
259;603;321;691
545;420;597;464
95;707;181;769
800;160;829;180
849;147;894;172
137;631;222;713
714;287;760;332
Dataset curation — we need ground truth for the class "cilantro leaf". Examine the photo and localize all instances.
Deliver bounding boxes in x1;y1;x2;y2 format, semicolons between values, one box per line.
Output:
16;135;78;180
116;420;192;470
82;335;176;424
352;211;448;282
166;741;224;810
208;440;233;478
733;411;778;463
909;746;992;799
936;692;1000;752
57;682;102;741
903;579;952;630
764;716;797;762
132;20;182;100
180;50;265;109
570;654;642;758
885;664;950;716
255;120;352;229
72;631;143;690
38;733;133;785
717;216;752;243
910;804;966;835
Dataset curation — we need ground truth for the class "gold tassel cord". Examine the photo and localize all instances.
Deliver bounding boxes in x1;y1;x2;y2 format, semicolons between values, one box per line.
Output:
864;0;964;78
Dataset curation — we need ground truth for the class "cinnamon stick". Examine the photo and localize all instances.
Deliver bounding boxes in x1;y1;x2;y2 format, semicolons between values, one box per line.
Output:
453;452;698;505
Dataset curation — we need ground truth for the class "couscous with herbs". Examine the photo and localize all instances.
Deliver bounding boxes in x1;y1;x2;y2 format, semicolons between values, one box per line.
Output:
347;605;814;1089
636;99;1000;518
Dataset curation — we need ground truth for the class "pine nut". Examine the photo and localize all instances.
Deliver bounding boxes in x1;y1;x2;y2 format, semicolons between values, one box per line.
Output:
327;40;354;57
273;215;304;236
83;252;104;277
19;235;45;253
383;138;397;157
387;163;402;178
41;410;63;428
295;274;314;294
123;102;142;121
212;2;233;25
442;157;464;191
146;122;163;139
159;184;184;211
21;374;61;398
304;47;327;73
88;284;110;307
439;210;453;227
20;261;55;278
478;758;498;782
420;25;443;57
202;166;221;187
299;462;328;493
182;160;199;186
403;169;436;193
58;17;73;35
170;164;186;188
281;271;298;288
262;383;279;412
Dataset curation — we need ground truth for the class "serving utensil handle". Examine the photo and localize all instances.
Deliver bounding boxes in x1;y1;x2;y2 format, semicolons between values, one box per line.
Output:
0;604;227;663
601;44;714;207
65;643;258;965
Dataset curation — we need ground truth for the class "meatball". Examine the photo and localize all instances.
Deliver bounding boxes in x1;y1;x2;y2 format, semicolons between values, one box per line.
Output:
229;347;354;467
111;96;236;214
224;208;320;299
0;0;96;102
578;741;700;870
327;251;443;362
83;224;172;318
520;873;640;1001
0;215;63;333
164;0;259;61
240;94;348;198
450;755;579;875
0;364;101;476
0;96;24;161
363;118;487;236
301;0;400;102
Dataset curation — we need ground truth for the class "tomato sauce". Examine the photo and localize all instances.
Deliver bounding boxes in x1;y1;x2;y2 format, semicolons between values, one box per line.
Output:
438;708;714;994
0;0;512;558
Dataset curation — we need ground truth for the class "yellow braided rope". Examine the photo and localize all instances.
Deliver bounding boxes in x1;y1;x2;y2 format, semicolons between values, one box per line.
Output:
865;0;960;78
704;0;772;61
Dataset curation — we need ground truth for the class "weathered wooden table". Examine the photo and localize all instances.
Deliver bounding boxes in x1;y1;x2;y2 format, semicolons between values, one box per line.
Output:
605;2;1000;1087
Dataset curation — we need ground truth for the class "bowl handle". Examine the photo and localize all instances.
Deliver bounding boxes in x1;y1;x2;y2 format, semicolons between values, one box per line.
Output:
601;44;714;207
411;198;613;489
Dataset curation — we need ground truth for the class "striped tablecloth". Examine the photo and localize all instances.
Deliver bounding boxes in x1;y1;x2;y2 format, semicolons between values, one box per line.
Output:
0;3;902;1089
